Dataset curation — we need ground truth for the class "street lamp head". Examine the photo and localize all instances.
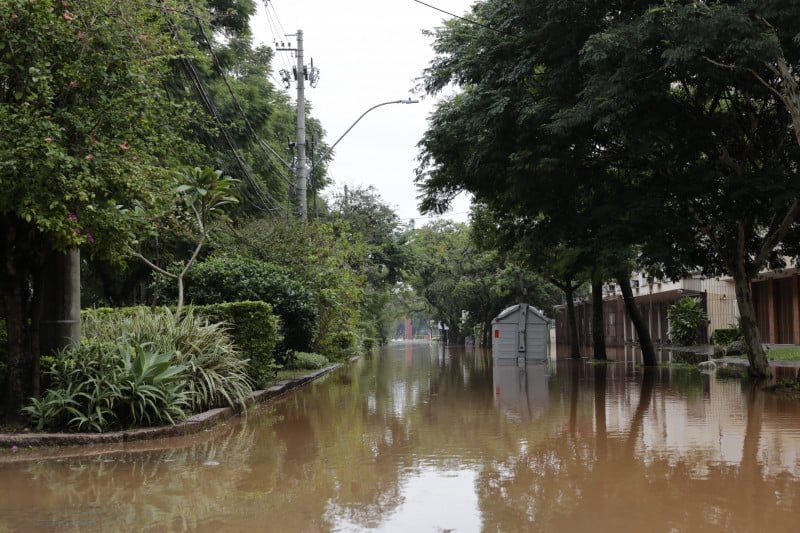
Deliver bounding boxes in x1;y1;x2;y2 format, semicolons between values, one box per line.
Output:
403;98;420;104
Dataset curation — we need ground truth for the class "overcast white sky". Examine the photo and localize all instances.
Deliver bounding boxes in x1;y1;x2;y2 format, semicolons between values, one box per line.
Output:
251;0;475;224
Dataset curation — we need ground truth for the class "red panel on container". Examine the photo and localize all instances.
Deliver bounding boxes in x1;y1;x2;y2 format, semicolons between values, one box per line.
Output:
494;329;500;338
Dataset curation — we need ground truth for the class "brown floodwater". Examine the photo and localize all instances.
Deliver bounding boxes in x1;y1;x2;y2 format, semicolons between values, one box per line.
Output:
2;341;800;532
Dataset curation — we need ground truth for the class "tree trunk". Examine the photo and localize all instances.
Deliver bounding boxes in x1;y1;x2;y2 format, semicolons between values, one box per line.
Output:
2;268;27;422
564;284;581;359
732;268;770;378
616;271;657;366
591;272;607;361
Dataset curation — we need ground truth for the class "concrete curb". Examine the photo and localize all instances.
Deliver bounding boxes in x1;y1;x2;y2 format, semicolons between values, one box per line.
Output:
0;361;347;449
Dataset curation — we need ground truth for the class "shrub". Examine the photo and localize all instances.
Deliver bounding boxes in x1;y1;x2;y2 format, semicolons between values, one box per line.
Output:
319;330;359;361
24;338;191;432
196;301;279;388
362;337;377;351
668;297;708;346
81;307;253;414
711;327;741;346
155;257;318;358
289;352;329;370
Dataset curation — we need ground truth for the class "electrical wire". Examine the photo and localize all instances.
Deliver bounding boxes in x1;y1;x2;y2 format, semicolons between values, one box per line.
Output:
409;0;501;33
262;1;293;75
158;5;288;216
186;3;297;181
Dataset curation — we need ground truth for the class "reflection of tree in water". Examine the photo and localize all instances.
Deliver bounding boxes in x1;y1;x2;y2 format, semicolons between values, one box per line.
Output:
10;424;258;531
475;364;800;532
3;351;800;531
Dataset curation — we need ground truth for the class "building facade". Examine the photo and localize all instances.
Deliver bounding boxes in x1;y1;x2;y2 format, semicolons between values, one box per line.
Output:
555;272;738;349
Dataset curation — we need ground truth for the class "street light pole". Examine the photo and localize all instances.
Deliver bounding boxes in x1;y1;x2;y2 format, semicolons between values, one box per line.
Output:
317;98;419;163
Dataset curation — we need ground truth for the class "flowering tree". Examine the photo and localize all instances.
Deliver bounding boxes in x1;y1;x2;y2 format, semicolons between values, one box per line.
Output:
0;1;199;421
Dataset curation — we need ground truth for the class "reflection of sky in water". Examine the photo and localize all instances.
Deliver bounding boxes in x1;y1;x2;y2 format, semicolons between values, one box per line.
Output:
328;468;480;532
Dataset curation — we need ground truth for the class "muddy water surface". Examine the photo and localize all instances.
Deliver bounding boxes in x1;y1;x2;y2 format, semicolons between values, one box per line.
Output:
2;341;800;532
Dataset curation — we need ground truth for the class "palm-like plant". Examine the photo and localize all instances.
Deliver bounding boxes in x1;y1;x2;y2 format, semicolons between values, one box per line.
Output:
132;167;239;319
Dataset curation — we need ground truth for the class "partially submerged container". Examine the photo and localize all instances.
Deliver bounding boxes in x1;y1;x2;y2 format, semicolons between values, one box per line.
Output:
491;303;549;360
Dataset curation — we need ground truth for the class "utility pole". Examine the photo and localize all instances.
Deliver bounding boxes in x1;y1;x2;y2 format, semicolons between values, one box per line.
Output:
278;30;318;221
294;30;307;221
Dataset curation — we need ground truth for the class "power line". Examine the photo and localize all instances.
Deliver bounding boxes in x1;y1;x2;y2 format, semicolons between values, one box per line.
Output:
262;1;294;75
156;4;288;216
186;3;296;182
409;0;501;33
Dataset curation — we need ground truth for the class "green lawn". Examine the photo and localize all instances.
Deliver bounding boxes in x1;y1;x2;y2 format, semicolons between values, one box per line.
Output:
767;347;800;361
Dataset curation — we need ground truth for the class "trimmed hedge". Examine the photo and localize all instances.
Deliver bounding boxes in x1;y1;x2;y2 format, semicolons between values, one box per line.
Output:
155;257;318;358
289;351;329;370
196;301;279;388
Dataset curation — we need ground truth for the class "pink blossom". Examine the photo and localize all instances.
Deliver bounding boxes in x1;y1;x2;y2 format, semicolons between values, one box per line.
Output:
68;212;78;222
63;11;74;21
11;446;18;454
69;80;78;89
117;142;130;151
77;31;85;40
85;154;93;161
86;232;95;243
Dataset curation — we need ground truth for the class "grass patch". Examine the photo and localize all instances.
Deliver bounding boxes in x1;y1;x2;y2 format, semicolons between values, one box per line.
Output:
767;347;800;361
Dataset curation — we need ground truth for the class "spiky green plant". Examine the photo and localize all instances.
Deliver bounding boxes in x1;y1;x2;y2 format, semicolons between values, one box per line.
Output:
81;307;253;411
24;340;190;432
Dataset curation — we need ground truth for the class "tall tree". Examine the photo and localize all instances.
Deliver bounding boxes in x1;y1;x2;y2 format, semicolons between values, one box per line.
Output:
416;0;659;363
574;0;800;377
0;0;200;420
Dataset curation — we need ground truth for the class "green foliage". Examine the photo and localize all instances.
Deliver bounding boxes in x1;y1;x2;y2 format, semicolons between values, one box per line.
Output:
132;166;239;319
81;307;253;414
155;256;317;359
765;347;800;361
0;0;205;420
321;330;359;361
211;220;369;356
196;301;279;388
711;327;742;346
405;220;560;346
362;338;377;352
24;339;190;432
668;297;708;346
0;0;200;257
288;352;330;371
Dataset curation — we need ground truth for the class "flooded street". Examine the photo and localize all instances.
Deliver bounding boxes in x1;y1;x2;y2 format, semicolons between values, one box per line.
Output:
2;341;800;532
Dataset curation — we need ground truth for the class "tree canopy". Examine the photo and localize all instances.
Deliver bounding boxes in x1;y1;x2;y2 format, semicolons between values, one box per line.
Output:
416;0;800;375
